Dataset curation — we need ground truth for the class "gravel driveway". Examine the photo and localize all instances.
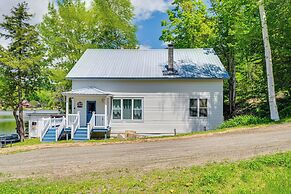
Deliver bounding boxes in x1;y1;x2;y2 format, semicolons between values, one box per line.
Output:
0;123;290;179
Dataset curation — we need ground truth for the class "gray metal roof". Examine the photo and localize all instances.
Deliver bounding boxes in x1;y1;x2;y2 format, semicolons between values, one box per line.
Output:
67;49;229;79
62;87;111;96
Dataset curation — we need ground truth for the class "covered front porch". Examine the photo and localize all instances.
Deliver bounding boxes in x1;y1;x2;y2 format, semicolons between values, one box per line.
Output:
63;87;112;140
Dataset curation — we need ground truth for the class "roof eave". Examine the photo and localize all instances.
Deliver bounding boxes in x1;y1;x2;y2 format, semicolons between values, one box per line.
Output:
66;77;229;80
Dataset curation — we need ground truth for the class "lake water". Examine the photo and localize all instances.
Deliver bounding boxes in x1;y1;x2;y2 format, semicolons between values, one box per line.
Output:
0;110;59;135
0;111;16;135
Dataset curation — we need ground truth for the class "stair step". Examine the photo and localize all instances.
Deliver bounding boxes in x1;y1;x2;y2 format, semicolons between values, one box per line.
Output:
73;138;88;141
42;128;57;142
75;133;87;135
43;138;55;140
74;134;87;137
45;135;56;138
42;138;56;141
42;140;56;142
75;132;87;135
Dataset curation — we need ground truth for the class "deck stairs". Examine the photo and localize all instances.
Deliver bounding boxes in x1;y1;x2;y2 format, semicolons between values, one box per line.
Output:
40;117;66;142
42;128;57;142
72;127;89;141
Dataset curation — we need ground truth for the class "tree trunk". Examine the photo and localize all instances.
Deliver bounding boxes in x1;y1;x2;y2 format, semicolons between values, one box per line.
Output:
18;104;25;141
228;50;236;117
259;0;280;121
13;107;25;141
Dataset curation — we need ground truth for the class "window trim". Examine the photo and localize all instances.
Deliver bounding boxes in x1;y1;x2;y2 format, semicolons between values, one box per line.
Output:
112;97;144;121
189;98;208;118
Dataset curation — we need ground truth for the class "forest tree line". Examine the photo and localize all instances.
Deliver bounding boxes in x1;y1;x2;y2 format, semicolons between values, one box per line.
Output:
161;0;290;119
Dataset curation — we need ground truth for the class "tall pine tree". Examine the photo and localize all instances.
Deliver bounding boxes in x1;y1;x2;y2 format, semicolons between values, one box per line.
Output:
0;2;45;141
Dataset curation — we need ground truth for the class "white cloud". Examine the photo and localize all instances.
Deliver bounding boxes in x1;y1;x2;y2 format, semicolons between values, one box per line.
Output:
0;0;52;47
0;0;52;24
138;44;151;50
131;0;170;20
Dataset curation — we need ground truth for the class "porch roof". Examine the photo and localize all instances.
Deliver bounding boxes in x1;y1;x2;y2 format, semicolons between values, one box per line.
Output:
62;87;112;96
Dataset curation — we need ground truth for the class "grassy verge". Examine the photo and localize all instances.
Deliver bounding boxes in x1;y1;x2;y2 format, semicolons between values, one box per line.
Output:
0;152;290;193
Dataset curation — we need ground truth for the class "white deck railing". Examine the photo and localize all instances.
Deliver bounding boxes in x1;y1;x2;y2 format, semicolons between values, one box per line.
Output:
40;117;67;142
55;116;66;141
95;114;106;128
51;117;64;128
68;112;80;139
87;112;95;139
87;113;107;139
40;118;51;142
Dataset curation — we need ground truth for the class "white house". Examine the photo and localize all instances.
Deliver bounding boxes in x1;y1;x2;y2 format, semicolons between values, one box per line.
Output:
40;45;229;142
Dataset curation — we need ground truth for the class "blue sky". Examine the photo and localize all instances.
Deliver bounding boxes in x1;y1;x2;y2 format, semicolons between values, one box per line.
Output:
136;11;168;49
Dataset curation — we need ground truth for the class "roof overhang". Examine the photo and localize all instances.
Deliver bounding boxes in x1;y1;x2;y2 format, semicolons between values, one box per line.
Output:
62;87;112;97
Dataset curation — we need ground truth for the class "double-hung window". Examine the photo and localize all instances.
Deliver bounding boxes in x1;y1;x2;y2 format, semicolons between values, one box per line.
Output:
189;98;208;117
112;99;121;119
133;99;142;120
189;99;198;117
123;99;132;119
199;99;207;117
112;98;143;120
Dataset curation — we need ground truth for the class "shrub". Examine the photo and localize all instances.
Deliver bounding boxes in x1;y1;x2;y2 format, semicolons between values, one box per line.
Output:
218;115;271;129
280;106;291;118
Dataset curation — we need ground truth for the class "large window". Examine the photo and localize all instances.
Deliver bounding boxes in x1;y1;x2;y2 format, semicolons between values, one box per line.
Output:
189;98;208;117
112;98;143;120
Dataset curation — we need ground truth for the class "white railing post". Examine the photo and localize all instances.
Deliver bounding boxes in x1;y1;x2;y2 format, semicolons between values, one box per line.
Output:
77;111;80;128
105;97;108;128
66;96;69;128
71;124;74;139
87;123;90;140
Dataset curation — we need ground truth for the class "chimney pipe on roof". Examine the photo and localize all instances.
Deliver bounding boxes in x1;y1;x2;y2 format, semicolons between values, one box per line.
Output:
168;43;174;72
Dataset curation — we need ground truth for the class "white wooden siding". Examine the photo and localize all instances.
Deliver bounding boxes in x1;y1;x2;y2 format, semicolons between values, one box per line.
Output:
72;79;224;134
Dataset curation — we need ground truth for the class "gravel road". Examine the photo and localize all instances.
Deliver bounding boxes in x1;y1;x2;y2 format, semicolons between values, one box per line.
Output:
0;123;290;178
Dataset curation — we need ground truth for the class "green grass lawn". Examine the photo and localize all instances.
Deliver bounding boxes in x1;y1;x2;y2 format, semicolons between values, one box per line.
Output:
0;152;290;193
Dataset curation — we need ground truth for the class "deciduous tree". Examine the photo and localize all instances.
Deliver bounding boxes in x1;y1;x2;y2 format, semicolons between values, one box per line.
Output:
160;0;215;48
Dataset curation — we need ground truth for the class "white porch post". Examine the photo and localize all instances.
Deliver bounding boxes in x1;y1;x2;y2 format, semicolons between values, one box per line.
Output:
66;96;69;127
104;96;108;127
71;97;74;114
